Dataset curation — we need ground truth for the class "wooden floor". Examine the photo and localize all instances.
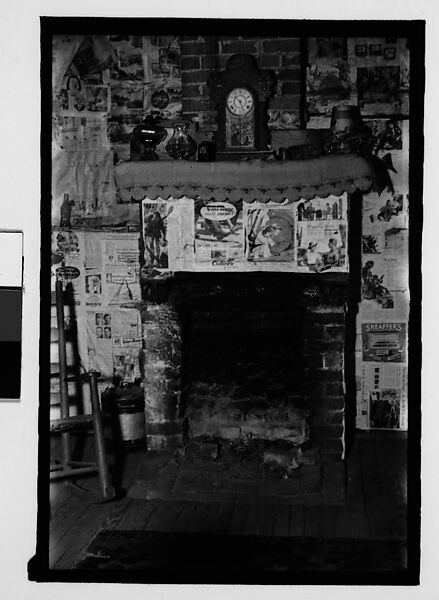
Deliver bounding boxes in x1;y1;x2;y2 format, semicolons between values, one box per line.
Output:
49;431;407;570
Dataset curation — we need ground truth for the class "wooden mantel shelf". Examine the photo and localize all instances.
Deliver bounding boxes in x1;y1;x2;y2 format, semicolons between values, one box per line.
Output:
114;155;375;203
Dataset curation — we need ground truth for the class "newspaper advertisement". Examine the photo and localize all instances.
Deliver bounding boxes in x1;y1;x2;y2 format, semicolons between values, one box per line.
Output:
245;205;296;268
360;363;407;429
362;190;408;229
296;221;347;272
297;194;347;222
359;290;409;323
85;307;142;382
361;255;408;307
362;224;408;256
362;322;407;363
52;148;116;224
52;114;109;152
295;194;348;272
51;229;85;306
101;233;141;305
194;199;244;269
142;200;171;270
146;195;349;273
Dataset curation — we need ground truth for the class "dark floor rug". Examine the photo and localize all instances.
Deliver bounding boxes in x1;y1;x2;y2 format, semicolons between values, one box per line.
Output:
74;529;407;583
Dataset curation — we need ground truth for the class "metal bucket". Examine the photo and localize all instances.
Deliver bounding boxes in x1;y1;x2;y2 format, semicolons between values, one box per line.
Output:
101;386;146;452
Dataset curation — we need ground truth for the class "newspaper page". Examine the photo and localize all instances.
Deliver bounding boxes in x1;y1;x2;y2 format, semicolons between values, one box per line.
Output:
101;232;141;305
51;229;85;306
52;114;110;152
359;362;408;430
85;307;142;382
52;231;142;382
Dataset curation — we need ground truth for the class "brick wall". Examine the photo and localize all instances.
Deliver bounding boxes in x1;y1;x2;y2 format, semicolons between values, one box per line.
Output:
142;304;183;450
303;306;346;463
141;277;347;468
179;36;303;136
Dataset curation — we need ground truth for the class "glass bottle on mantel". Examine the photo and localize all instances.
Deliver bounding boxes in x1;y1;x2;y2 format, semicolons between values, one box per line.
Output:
60;193;72;227
165;121;197;160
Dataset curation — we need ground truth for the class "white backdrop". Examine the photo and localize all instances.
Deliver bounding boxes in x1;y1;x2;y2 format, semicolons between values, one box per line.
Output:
0;1;436;599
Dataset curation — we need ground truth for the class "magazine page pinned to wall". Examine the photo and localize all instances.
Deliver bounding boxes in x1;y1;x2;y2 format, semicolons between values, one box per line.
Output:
295;193;348;273
142;199;172;272
244;203;297;271
192;199;244;271
359;362;407;430
361;321;407;364
361;254;408;309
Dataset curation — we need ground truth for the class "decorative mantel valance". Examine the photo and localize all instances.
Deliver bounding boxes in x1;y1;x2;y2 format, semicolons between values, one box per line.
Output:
115;155;375;204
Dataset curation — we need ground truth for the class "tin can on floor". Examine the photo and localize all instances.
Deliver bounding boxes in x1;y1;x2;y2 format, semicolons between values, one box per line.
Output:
101;385;146;452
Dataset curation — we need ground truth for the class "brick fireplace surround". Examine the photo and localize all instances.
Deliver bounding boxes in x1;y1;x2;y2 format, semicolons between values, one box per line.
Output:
115;158;372;502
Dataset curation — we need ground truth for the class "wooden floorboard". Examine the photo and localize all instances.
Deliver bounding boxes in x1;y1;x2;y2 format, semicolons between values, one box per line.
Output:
374;440;407;539
51;499;115;569
381;439;407;503
228;502;251;535
359;438;396;540
335;503;371;539
319;505;337;538
304;505;320;537
345;442;365;506
184;499;223;534
172;501;199;533
272;503;291;537
110;498;160;531
244;502;276;536
288;504;305;536
144;500;187;533
210;501;235;534
48;434;408;568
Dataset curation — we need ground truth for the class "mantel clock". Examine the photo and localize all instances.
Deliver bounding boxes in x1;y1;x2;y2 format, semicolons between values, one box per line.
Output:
209;54;274;159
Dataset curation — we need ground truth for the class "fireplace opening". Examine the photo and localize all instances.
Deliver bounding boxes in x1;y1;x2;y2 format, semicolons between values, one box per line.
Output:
143;273;347;500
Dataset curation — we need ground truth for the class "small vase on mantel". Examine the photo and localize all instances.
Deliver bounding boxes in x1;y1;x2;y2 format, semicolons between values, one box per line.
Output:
165;121;197;160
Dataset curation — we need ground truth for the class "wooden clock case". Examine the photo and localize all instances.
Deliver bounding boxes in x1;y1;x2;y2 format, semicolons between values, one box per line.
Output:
209;53;275;159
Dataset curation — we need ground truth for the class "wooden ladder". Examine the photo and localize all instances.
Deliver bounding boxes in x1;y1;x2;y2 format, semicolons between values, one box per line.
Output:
50;278;116;501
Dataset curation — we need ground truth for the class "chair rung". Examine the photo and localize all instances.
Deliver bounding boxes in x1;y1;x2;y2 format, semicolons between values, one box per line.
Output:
50;414;94;432
50;465;98;480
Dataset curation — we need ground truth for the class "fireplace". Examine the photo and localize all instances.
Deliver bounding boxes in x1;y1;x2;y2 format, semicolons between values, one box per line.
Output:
115;157;372;501
141;272;349;501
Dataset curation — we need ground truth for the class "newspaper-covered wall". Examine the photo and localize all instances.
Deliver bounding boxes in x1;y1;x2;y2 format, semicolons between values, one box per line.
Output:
355;120;409;431
51;229;142;384
141;194;349;273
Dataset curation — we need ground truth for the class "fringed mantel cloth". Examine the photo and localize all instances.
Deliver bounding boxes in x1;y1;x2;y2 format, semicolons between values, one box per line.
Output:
114;155;375;204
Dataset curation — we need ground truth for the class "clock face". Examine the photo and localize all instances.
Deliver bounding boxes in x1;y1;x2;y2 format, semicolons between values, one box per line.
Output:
226;88;254;116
